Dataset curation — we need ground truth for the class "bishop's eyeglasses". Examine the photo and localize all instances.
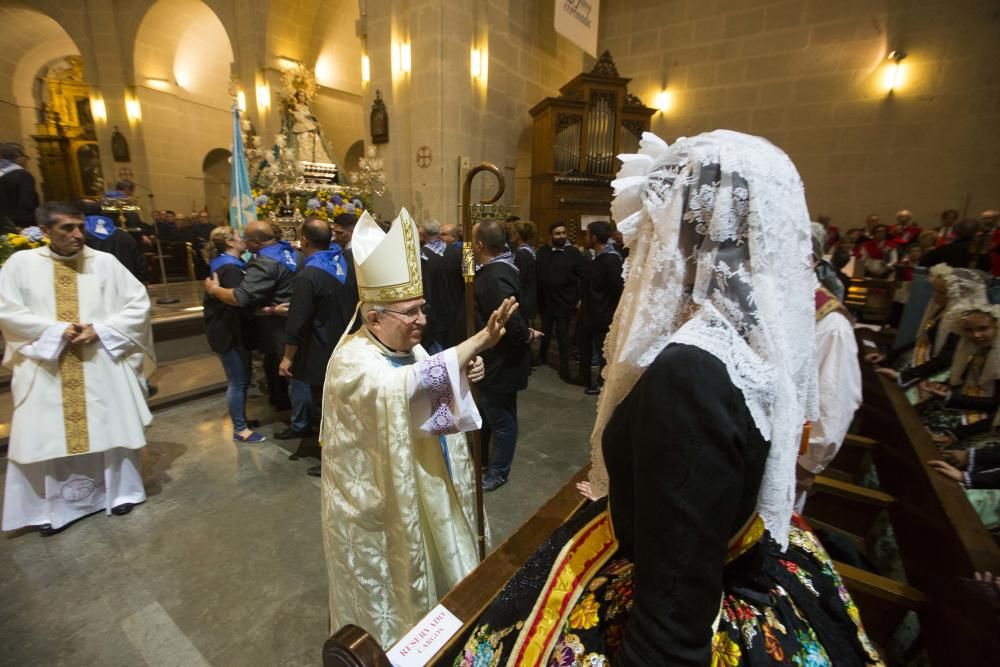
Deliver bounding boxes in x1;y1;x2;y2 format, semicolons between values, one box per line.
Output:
381;303;431;323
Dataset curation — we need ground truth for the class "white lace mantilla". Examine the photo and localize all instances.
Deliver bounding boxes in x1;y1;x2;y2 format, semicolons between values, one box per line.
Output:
590;130;818;549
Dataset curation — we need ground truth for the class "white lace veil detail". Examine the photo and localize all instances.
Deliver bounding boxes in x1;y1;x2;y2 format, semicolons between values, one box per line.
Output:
922;266;990;354
589;130;818;549
945;302;1000;388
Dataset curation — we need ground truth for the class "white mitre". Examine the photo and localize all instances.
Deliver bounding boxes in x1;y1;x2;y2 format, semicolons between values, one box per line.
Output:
352;208;423;303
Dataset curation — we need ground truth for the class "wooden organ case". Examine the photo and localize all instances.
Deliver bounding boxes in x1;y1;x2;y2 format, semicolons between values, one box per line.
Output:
529;51;655;242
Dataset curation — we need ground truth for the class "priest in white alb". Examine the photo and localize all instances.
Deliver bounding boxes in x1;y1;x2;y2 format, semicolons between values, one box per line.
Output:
0;202;154;535
320;208;516;647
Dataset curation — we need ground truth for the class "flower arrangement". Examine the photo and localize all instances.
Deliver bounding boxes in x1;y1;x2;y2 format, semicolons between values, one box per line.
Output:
0;228;48;266
303;193;367;221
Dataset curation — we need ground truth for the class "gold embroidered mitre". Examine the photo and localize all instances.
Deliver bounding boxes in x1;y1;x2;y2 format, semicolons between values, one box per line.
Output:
352;208;423;303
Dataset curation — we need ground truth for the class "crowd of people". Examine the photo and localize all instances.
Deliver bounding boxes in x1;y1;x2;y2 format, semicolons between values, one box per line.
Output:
816;207;1000;325
4;127;1000;664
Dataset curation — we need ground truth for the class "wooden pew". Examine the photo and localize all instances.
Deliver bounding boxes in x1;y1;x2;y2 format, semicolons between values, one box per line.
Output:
323;362;1000;665
323;465;930;665
850;361;1000;664
824;433;877;481
832;560;926;648
846;277;896;324
323;467;590;667
805;475;895;540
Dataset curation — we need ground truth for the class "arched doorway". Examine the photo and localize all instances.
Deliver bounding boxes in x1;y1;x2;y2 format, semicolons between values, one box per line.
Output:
202;148;232;222
2;5;85;199
342;139;365;180
133;0;234;212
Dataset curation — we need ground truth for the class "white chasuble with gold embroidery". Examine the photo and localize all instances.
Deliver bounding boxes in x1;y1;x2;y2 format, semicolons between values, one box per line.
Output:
0;246;154;465
320;328;484;648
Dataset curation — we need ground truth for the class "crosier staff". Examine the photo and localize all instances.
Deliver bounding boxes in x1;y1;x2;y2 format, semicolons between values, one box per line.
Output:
461;162;505;561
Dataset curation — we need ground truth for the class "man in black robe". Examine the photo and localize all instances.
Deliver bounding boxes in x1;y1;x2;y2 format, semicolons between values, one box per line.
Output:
535;221;584;379
204;220;302;410
0;143;38;232
576;220;623;394
277;218;357;441
472;219;539;491
80;199;149;283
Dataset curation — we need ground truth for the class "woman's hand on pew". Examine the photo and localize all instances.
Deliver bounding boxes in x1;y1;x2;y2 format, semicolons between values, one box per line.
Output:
919;381;950;399
864;351;886;365
576;481;602;501
928;460;963;483
874;367;899;381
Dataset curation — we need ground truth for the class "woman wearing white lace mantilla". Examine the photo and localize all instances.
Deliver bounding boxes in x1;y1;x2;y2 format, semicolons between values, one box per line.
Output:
452;131;882;667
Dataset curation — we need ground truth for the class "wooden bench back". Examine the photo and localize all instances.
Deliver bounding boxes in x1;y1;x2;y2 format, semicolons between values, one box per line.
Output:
856;362;1000;664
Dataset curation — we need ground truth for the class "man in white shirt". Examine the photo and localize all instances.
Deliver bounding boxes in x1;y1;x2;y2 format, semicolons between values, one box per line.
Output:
796;285;862;512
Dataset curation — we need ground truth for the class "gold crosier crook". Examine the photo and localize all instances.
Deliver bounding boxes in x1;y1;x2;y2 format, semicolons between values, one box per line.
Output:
461;162;505;562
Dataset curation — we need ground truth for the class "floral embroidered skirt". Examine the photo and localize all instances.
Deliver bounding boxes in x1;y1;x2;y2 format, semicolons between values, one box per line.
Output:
449;502;883;667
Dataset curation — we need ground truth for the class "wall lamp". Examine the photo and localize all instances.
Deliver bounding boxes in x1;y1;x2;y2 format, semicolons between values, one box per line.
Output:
89;95;107;123
883;50;907;93
124;91;142;123
654;90;673;113
471;47;488;81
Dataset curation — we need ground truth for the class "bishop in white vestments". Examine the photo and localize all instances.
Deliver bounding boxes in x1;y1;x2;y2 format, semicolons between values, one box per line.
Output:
0;202;154;534
321;208;516;647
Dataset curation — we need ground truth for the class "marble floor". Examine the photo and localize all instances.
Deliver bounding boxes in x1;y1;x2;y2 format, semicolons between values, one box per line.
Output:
0;365;597;666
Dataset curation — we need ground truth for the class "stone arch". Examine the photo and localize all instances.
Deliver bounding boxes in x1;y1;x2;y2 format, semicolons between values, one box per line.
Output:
0;1;96;79
202;148;232;221
133;0;235;109
342;140;365;180
0;5;84;182
266;0;362;85
121;0;240;84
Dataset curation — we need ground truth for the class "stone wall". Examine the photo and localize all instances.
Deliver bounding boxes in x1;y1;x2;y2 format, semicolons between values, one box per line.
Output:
1;0;367;219
362;0;585;226
598;0;1000;228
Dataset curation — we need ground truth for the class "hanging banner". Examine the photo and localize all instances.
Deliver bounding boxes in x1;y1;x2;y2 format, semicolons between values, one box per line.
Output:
554;0;600;57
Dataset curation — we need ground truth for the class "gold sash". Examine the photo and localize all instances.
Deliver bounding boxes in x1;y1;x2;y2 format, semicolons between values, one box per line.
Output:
53;257;90;455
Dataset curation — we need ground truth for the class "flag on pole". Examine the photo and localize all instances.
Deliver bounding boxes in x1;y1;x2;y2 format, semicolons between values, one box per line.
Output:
229;105;257;232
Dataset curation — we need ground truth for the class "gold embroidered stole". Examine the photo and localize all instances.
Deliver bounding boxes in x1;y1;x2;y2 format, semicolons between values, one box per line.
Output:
53;256;90;455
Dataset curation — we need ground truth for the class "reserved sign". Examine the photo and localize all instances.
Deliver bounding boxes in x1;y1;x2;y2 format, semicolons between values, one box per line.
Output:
386;605;463;666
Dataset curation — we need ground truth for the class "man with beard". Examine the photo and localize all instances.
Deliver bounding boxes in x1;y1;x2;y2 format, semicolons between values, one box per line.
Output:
535;222;584;380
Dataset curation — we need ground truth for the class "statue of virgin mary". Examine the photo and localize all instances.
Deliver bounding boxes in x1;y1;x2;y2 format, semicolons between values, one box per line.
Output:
285;89;337;165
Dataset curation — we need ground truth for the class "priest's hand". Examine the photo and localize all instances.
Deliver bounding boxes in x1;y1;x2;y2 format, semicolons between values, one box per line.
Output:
467;356;485;383
62;323;81;341
70;324;97;345
477;297;519;352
